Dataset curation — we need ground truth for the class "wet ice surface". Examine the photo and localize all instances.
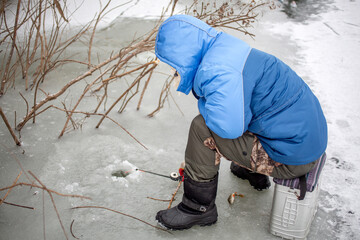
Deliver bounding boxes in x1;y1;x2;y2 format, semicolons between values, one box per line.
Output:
1;0;360;239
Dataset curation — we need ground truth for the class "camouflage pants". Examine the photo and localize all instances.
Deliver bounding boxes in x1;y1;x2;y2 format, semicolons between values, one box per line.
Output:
184;115;318;182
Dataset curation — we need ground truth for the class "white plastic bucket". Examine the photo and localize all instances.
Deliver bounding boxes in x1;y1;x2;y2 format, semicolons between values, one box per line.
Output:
269;179;321;240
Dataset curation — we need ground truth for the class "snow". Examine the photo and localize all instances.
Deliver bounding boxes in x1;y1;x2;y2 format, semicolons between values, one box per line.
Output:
1;0;360;239
3;0;184;38
64;0;186;27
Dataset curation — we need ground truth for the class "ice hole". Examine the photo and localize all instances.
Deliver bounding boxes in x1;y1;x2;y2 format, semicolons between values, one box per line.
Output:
111;169;131;178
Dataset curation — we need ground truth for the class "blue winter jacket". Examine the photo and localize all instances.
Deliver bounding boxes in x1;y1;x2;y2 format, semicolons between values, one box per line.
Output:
155;15;327;165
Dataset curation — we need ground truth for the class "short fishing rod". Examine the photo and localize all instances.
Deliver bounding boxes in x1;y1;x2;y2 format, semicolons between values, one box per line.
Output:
136;168;182;181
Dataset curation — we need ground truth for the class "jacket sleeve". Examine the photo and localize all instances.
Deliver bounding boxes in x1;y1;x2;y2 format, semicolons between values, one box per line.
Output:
197;66;245;139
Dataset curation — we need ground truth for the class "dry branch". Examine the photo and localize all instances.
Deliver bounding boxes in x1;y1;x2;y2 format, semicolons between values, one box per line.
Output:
70;220;80;240
16;51;121;130
137;64;155;110
0;182;91;200
42;188;46;240
167;181;182;209
88;0;111;68
53;0;68;22
28;170;69;240
147;197;171;202
19;92;29;116
41;105;148;149
0;107;21;146
0;0;21;96
95;62;158;128
0;143;32;182
71;205;170;233
148;76;174;117
0;199;35;210
105;114;148;150
0;171;22;205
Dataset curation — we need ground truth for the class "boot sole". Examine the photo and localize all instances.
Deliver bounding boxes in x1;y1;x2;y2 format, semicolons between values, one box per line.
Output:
200;220;217;227
156;214;217;230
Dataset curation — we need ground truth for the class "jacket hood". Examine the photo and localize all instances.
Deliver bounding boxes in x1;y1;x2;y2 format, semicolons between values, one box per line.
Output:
155;15;220;94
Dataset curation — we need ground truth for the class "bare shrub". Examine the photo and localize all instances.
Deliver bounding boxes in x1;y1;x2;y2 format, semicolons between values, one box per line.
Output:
0;0;276;146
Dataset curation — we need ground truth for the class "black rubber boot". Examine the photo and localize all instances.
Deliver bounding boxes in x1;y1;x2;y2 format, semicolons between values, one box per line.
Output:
230;162;270;191
155;173;218;230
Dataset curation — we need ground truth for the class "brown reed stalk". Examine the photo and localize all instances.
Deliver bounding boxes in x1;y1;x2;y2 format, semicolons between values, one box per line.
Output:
0;199;35;210
148;75;174;117
28;171;69;240
0;107;21;145
167;181;182;209
95;63;158;128
70;220;80;240
146;197;171;202
0;171;22;205
0;0;21;96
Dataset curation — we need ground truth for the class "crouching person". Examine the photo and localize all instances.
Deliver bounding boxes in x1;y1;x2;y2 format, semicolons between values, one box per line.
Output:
154;15;327;230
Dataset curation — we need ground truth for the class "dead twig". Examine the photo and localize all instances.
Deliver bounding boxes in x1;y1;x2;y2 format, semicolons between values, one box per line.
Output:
0;182;91;200
0;0;21;96
167;181;182;209
105;114;148;150
118;66;148;113
0;143;31;182
19;92;29;116
168;90;184;116
0;107;21;146
0;171;22;205
70;220;80;240
16;51;122;131
28;171;69;240
62;102;77;132
146;197;171;202
71;205;171;233
53;0;68;22
96;63;158;128
88;0;112;68
136;64;155;111
43;105;148;150
42;189;46;240
148;76;174;118
0;199;35;210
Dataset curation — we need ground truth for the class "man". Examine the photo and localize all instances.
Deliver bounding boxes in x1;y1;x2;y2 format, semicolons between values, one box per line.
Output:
154;15;327;230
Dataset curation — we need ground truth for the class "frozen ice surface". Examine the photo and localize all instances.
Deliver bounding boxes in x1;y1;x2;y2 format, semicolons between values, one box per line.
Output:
1;0;360;239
